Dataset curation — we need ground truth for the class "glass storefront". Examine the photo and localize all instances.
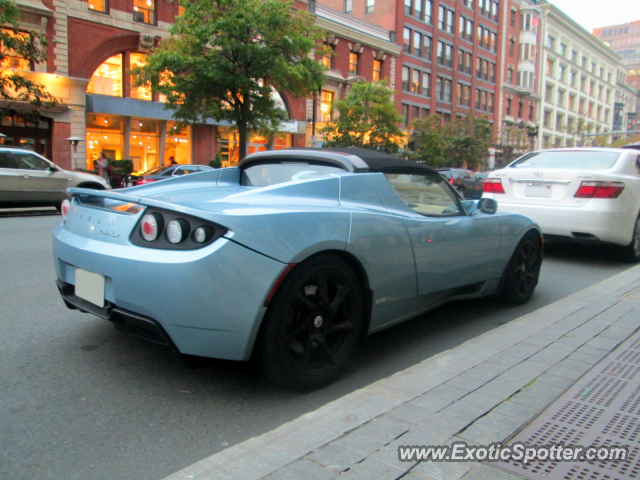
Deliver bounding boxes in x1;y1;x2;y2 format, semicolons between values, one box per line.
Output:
165;122;191;165
129;53;151;101
86;114;124;168
0;115;51;158
130;118;159;172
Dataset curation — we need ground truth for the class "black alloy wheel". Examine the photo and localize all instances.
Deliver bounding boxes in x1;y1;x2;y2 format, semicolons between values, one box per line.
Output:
256;255;364;390
500;231;542;305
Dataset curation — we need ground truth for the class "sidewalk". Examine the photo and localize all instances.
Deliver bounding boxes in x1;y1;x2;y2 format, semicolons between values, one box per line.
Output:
163;265;640;480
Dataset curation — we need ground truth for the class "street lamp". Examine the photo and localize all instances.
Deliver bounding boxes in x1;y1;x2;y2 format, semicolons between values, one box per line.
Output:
526;125;538;152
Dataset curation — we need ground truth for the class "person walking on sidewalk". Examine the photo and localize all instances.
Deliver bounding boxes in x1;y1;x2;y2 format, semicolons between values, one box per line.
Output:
96;152;110;181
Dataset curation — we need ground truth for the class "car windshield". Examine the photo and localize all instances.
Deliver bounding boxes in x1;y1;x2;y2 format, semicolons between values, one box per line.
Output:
510;151;621;170
142;166;173;176
241;163;345;186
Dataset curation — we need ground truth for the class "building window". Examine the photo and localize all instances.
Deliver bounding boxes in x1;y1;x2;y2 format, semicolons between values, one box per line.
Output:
412;69;420;93
507;67;513;84
518;101;523;118
129;52;152;100
0;29;32;71
423;35;432;59
414;0;422;18
510;8;516;27
88;0;108;13
319;90;333;122
457;83;470;106
413;31;422;57
405;0;412;15
344;0;352;13
425;0;433;24
506;97;511;115
87;53;123;97
349;52;359;75
446;9;454;33
402;104;409;127
366;0;374;13
529;105;534;120
373;60;382;81
403;27;411;53
509;38;515;57
560;43;567;56
133;0;156;25
436;77;451;102
422;72;431;97
547;35;555;50
439;6;446;30
321;45;333;69
402;66;410;91
437;42;452;67
412;106;420;122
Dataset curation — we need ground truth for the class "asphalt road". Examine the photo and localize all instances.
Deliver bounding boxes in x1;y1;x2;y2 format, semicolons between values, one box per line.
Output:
0;214;633;480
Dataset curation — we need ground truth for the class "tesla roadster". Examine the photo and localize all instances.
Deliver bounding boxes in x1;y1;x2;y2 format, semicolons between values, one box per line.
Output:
53;148;542;390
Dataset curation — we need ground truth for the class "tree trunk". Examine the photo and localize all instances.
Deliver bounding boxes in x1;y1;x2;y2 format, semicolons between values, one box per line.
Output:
238;122;248;161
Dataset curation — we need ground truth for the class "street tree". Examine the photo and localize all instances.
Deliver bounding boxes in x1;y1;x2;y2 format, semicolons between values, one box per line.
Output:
319;80;404;154
133;0;325;160
0;0;58;119
407;114;447;166
445;115;493;170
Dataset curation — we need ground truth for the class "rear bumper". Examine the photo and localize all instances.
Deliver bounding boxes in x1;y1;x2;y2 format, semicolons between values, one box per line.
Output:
492;201;636;246
53;225;286;361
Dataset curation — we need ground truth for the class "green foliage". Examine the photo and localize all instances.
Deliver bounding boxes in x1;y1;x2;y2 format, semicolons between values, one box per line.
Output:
406;114;446;166
133;0;325;160
109;159;133;176
319;80;404;154
210;152;222;168
408;114;492;170
0;0;58;119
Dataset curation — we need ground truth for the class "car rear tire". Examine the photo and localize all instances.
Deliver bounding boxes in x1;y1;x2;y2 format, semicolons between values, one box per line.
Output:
498;231;542;306
255;255;364;391
622;215;640;263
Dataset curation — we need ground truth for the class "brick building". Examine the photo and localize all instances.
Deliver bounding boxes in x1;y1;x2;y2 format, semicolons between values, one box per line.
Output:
5;0;397;171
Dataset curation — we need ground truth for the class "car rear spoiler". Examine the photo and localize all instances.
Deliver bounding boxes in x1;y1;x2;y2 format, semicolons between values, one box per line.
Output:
66;187;189;212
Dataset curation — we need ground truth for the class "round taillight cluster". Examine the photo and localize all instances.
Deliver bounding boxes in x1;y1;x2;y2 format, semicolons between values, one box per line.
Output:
60;199;70;220
141;213;163;242
135;210;220;249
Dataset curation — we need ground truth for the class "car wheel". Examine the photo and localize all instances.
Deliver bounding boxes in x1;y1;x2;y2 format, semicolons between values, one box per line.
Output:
622;215;640;263
256;255;364;390
499;231;542;306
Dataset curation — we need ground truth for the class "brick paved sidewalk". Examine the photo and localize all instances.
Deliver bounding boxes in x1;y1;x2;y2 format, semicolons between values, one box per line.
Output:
163;265;640;480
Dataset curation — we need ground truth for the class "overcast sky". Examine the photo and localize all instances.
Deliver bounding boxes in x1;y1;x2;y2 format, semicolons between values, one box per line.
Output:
548;0;640;33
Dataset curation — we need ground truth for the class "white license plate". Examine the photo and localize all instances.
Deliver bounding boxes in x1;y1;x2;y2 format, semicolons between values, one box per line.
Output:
127;182;133;187
525;184;552;198
75;268;105;308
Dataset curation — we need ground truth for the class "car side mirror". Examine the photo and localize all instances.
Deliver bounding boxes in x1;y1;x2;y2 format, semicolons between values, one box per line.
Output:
478;198;497;214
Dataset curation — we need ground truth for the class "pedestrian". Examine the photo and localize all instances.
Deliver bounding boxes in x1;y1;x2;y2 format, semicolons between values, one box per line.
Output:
96;152;110;181
167;156;178;166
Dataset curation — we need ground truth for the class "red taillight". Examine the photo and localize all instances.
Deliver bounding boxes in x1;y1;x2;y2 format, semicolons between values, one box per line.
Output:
449;178;455;185
574;181;624;199
60;199;70;219
137;178;156;185
483;178;505;194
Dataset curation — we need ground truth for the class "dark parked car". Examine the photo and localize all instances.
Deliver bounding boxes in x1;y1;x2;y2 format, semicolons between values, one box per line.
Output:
437;168;484;199
121;164;214;187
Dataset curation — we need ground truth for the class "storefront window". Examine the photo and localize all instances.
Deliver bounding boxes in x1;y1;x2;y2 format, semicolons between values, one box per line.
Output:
218;128;291;166
165;122;191;165
129;53;152;100
130;118;159;172
87;54;123;97
86;115;124;169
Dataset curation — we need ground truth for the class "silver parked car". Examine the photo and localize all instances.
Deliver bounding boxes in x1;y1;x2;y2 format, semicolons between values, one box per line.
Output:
0;147;110;209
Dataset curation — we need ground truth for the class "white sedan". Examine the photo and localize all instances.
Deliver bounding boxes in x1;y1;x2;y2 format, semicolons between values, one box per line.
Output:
482;148;640;261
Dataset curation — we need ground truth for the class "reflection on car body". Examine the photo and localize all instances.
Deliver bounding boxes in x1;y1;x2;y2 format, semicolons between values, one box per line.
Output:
53;147;542;390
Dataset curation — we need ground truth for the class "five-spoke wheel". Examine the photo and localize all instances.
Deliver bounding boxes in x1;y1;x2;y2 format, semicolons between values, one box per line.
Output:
256;255;364;390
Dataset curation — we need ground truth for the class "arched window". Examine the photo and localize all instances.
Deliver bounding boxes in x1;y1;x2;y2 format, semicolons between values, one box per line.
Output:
86;52;152;100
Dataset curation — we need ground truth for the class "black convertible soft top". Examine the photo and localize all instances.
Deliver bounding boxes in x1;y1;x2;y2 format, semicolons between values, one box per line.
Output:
239;147;438;176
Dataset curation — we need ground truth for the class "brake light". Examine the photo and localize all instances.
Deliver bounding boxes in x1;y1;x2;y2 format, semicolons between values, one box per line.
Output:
137;178;156;185
574;181;624;199
449;178;455;185
483;178;505;194
60;199;70;220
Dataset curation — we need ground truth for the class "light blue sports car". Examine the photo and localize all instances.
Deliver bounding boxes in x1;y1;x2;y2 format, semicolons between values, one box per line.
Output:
53;148;542;390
